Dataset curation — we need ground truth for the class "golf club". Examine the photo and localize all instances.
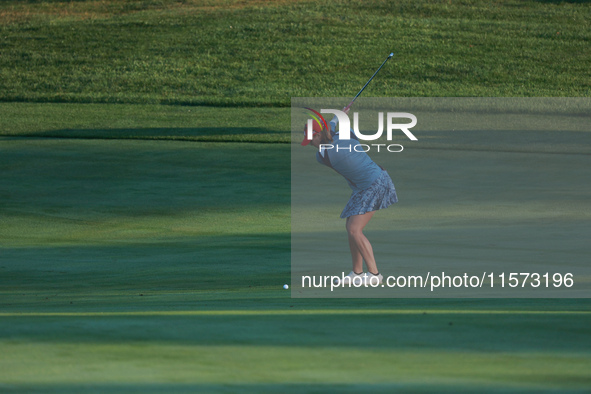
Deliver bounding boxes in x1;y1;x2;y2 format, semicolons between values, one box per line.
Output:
344;52;394;112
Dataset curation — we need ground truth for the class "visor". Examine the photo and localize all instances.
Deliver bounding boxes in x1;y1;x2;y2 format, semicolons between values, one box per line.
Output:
301;121;323;146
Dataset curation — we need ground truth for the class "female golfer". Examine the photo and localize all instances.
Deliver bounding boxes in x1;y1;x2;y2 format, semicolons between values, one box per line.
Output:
301;111;397;285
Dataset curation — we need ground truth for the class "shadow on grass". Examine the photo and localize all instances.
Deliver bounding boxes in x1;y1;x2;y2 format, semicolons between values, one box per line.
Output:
7;127;290;143
2;232;589;353
0;303;590;354
0;229;589;353
0;233;290;293
0;382;552;394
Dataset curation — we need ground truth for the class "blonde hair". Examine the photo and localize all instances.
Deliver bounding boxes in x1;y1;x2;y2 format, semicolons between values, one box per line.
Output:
320;127;333;144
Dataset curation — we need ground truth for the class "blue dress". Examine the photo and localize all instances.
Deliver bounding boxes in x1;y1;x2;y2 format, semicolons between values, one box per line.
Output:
316;132;398;218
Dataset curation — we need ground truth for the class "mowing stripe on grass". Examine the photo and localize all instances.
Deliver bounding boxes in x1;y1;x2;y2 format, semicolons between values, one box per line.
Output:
1;309;589;317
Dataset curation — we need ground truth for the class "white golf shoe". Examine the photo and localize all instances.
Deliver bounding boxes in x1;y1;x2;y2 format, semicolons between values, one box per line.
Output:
334;271;364;286
365;272;383;286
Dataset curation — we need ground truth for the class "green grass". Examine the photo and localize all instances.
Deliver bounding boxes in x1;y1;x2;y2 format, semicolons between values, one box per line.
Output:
0;102;290;142
1;0;591;392
1;0;590;105
0;311;589;392
1;132;590;392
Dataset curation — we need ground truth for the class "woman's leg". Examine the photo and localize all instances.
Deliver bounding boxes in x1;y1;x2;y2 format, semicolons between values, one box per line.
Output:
346;216;364;274
346;211;378;274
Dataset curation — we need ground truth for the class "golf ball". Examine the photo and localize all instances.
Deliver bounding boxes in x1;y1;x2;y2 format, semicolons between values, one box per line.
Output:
283;284;289;289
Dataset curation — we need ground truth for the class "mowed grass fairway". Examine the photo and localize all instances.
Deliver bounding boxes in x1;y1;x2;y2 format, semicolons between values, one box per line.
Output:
1;0;591;393
1;106;590;392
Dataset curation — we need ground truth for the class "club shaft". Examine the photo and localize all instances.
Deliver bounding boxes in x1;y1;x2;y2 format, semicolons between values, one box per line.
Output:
346;53;393;110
